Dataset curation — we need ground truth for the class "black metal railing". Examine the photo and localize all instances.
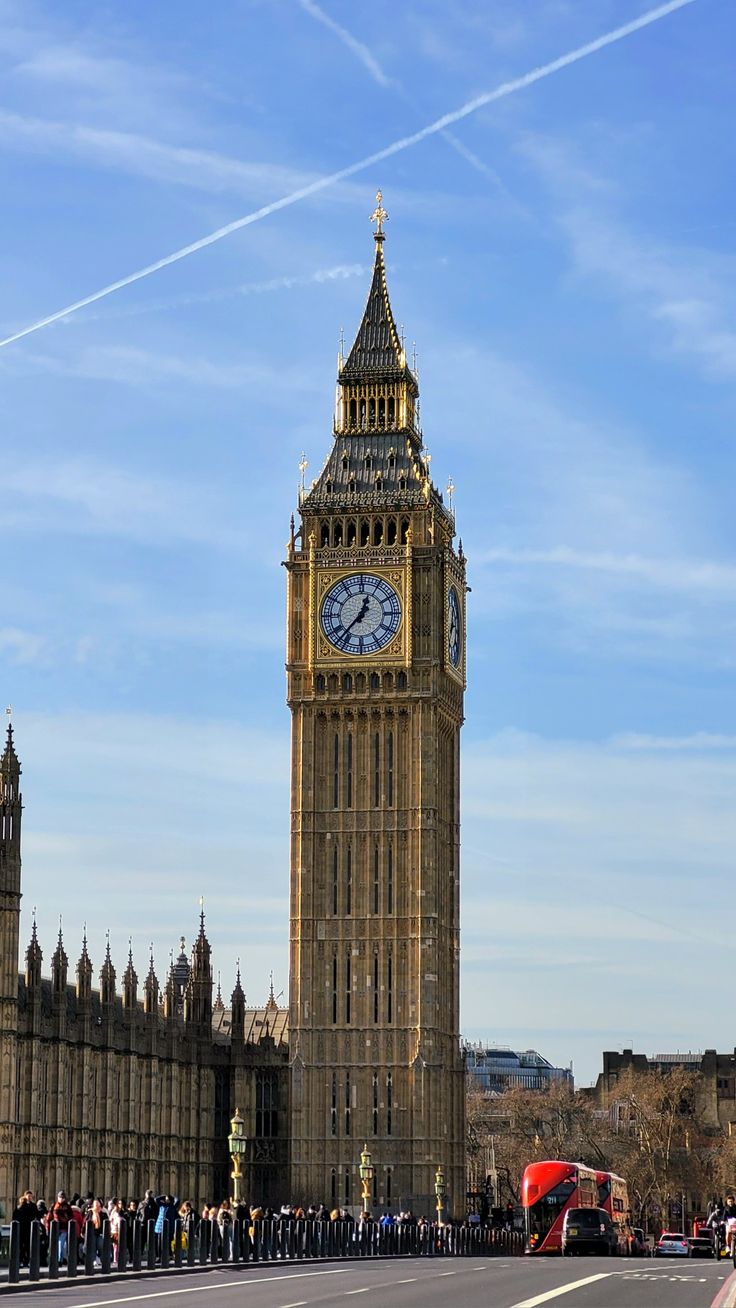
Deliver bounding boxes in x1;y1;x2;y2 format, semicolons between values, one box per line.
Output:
4;1215;524;1284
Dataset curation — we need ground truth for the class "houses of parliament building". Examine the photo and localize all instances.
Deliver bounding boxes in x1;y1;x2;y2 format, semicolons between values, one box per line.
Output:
0;198;467;1220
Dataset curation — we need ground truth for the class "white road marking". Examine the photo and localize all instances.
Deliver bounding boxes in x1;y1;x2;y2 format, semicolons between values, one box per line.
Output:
510;1272;612;1308
56;1268;347;1308
438;1270;457;1276
345;1291;370;1296
280;1302;308;1307
396;1279;417;1283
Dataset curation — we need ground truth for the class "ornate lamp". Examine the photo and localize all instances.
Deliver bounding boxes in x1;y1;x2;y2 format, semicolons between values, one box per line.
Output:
359;1143;374;1213
435;1165;447;1227
228;1108;247;1205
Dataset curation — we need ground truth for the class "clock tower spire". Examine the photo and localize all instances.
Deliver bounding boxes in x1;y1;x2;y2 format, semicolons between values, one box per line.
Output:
286;197;466;1217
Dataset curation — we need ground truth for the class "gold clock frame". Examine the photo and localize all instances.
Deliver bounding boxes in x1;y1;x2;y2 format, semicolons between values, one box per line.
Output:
311;564;410;667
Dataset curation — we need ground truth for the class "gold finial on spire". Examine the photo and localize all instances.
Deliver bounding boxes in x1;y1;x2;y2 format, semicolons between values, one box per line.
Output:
370;189;388;239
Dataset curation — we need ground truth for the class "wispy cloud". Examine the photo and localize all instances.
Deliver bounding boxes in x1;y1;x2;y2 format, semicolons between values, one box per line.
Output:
0;627;46;664
480;546;736;598
520;133;736;380
0;0;696;349
612;731;736;751
296;0;393;88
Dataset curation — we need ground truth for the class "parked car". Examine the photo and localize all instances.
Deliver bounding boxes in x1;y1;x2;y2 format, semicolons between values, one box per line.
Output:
655;1232;690;1258
629;1227;648;1256
688;1233;715;1258
561;1208;618;1256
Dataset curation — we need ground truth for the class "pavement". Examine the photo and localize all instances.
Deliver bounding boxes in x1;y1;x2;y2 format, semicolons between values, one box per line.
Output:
2;1256;736;1308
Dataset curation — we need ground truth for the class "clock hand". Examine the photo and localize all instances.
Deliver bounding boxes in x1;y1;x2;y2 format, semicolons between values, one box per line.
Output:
343;595;370;634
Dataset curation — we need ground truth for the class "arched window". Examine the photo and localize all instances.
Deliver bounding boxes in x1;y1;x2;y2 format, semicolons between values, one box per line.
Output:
348;479;356;495
370;672;380;690
345;955;351;1024
342;454;349;471
368;397;376;427
334;522;343;546
360;519;370;546
343;672;353;693
331;1074;337;1136
345;1071;351;1136
333;734;339;808
375;477;383;492
387;1072;393;1135
332;955;338;1024
365;455;372;470
373;519;384;546
346;732;353;807
387;955;393;1025
332;845;338;916
345;844;352;916
388;396;395;425
387;731;394;806
373;953;379;1024
373;733;380;807
397;671;407;690
387;518;397;545
349;399;357;427
326;480;332;495
387;844;394;915
372;1070;379;1134
373;846;380;915
378;396;385;427
347;519;356;546
359;399;366;430
320;522;330;547
316;674;326;692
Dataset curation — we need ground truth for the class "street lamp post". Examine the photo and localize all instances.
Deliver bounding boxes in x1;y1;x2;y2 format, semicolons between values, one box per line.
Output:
359;1144;374;1214
228;1108;247;1206
435;1165;447;1227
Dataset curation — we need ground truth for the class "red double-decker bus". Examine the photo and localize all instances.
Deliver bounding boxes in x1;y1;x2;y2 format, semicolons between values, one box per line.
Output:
522;1161;600;1253
596;1169;630;1253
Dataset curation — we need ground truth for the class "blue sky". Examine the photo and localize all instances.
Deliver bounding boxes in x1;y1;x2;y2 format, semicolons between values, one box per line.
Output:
1;0;734;1086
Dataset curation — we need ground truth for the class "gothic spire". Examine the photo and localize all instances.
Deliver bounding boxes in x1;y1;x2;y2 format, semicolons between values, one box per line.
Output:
340;192;408;381
76;925;93;1002
230;959;245;1042
100;930;116;1005
1;719;19;773
123;938;138;1009
214;970;224;1012
25;908;42;989
144;943;159;1015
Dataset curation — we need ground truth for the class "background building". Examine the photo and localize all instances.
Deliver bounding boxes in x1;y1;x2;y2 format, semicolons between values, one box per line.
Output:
591;1048;736;1132
464;1044;573;1095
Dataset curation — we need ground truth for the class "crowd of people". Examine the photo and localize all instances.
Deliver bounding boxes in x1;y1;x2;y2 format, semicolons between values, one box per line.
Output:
10;1189;442;1269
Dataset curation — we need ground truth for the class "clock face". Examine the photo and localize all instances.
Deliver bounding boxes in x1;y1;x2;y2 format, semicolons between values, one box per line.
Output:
321;573;402;655
447;586;461;668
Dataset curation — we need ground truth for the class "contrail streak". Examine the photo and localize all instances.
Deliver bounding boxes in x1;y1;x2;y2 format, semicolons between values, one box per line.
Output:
0;0;696;350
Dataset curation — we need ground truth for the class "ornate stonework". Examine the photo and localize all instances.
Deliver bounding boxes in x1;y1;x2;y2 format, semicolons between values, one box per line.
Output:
285;213;466;1216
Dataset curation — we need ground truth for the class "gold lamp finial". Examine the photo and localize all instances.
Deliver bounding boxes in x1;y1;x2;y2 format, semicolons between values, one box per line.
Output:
370;189;388;238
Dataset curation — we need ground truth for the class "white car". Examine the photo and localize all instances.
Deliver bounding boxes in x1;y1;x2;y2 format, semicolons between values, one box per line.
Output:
655;1232;690;1258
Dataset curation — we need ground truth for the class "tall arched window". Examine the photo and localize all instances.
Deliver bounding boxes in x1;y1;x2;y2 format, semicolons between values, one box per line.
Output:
332;955;338;1025
373;953;379;1023
345;845;352;916
332;845;339;915
387;731;394;806
387;954;393;1025
373;733;380;806
345;1071;351;1136
346;732;353;808
387;1073;393;1136
333;734;339;808
387;844;393;915
345;954;351;1024
331;1073;337;1136
372;1071;379;1135
373;846;379;915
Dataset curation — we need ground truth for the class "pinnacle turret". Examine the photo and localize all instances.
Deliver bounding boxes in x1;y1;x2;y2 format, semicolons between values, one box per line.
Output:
100;931;116;1006
144;945;159;1015
24;910;42;989
230;960;245;1041
51;920;68;996
123;939;138;1009
76;927;93;1003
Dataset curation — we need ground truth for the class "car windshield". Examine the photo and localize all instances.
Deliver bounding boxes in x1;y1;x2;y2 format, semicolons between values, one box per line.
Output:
661;1233;685;1241
566;1210;603;1228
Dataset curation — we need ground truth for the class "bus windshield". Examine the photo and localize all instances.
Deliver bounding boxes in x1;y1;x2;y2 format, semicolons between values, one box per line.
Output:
527;1179;575;1243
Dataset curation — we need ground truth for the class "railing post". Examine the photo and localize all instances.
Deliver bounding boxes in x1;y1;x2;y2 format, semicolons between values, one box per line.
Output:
160;1218;170;1269
174;1218;183;1267
132;1220;141;1271
66;1221;78;1277
48;1219;59;1279
146;1220;156;1270
118;1219;128;1273
8;1221;20;1284
231;1219;240;1264
28;1219;41;1280
83;1220;95;1276
241;1218;251;1263
100;1220;112;1276
186;1216;196;1266
199;1218;209;1266
209;1219;220;1264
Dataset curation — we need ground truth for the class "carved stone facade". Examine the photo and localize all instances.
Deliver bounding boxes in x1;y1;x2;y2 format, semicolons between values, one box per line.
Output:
285;216;466;1216
0;725;289;1216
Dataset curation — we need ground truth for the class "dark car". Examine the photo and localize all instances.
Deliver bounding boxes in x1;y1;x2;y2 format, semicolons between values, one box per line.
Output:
688;1234;714;1258
562;1207;617;1256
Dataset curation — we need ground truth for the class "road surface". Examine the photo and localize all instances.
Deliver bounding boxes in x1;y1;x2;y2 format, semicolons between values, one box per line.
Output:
3;1255;735;1307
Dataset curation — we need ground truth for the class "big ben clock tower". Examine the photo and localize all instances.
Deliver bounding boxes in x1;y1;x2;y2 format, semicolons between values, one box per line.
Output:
285;195;466;1216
